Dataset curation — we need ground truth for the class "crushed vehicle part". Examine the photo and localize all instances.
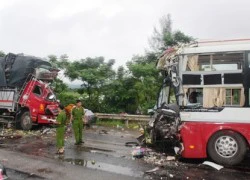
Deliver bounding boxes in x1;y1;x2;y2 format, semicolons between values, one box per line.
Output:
146;103;181;148
202;161;224;170
166;156;176;161
145;167;160;174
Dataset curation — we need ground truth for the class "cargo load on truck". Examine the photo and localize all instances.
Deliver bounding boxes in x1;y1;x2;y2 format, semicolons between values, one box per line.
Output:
0;53;58;88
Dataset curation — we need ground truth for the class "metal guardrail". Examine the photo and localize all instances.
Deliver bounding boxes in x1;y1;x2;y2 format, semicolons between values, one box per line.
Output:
94;113;153;127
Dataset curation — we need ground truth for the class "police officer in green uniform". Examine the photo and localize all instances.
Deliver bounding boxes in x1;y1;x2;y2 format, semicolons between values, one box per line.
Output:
70;100;85;145
56;104;67;154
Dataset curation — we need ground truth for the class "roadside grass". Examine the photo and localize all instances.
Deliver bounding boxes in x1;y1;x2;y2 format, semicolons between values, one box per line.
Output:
95;119;146;129
95;119;124;128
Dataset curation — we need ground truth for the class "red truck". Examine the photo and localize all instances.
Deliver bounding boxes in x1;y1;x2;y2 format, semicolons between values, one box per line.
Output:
150;39;250;165
0;53;59;130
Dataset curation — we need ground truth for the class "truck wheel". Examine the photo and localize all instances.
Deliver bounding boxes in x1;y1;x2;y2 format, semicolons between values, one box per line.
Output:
20;111;33;130
207;130;247;165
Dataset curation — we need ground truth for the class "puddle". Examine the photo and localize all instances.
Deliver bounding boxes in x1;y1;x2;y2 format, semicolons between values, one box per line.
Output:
62;158;144;178
76;146;115;153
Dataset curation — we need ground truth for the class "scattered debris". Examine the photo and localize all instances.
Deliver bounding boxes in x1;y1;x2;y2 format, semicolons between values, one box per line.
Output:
166;156;176;161
145;167;160;173
169;174;174;178
136;135;145;145
202;161;224;170
132;147;146;158
37;168;53;174
174;147;180;154
99;130;108;135
41;128;51;135
143;150;179;167
125;142;139;147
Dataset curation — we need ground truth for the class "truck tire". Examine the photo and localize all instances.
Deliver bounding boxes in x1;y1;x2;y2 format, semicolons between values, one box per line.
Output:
20;111;33;130
207;130;247;165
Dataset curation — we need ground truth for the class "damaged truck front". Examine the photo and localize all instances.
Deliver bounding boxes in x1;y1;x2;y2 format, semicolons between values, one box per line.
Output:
0;53;59;130
148;39;250;165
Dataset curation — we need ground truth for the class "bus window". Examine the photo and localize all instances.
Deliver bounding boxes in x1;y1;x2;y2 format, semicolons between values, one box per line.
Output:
186;88;203;105
225;89;241;106
186;53;243;71
212;53;242;71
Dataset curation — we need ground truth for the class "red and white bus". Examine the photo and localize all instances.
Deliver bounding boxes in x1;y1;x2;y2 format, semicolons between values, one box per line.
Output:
155;39;250;165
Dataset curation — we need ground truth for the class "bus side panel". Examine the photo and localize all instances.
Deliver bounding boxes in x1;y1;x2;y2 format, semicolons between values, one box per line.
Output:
181;122;250;159
180;122;206;158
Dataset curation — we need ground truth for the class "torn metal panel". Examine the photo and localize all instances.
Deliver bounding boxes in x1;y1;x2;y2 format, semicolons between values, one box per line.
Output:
202;161;224;170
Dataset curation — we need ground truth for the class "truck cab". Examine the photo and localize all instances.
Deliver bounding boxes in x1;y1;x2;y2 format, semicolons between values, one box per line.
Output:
0;53;59;130
17;78;58;130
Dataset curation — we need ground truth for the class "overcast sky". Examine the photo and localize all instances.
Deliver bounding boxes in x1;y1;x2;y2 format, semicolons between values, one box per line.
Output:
0;0;250;67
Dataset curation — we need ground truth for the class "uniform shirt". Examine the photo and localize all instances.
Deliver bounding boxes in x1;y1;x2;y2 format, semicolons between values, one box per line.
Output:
56;110;67;127
71;106;85;122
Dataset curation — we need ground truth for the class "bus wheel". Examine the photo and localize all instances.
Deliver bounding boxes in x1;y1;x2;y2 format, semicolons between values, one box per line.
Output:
207;130;247;165
20;111;33;130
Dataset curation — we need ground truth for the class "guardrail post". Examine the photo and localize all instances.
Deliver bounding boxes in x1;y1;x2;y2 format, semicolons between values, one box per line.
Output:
125;119;129;128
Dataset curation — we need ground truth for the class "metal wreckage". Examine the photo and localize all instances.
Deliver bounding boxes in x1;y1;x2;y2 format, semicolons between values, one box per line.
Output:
144;44;186;151
143;39;250;165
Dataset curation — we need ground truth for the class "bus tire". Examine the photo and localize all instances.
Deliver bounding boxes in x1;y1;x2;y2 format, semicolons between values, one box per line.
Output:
207;130;247;165
20;111;33;131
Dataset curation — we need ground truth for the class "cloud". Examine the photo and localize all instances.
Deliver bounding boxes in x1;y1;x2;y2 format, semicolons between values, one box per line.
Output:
0;0;250;69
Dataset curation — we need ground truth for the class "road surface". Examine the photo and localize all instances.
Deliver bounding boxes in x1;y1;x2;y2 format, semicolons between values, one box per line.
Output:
0;126;249;179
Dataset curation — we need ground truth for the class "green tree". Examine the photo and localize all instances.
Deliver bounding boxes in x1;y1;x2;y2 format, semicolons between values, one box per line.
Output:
47;55;68;95
149;14;193;52
0;51;5;57
65;57;116;112
57;91;81;106
126;54;162;113
48;55;58;67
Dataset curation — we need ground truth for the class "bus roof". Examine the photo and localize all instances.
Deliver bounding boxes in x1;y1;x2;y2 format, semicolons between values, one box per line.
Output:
182;39;250;55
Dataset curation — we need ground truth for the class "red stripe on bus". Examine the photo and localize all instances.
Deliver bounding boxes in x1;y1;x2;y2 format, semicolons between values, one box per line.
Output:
0;100;13;103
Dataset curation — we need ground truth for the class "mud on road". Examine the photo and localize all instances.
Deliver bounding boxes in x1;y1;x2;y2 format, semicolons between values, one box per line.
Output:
0;126;250;180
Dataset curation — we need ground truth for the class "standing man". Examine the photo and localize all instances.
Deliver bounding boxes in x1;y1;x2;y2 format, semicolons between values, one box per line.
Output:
56;104;67;154
71;100;85;145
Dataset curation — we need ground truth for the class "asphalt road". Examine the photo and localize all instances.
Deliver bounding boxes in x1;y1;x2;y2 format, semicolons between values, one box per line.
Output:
0;126;250;180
